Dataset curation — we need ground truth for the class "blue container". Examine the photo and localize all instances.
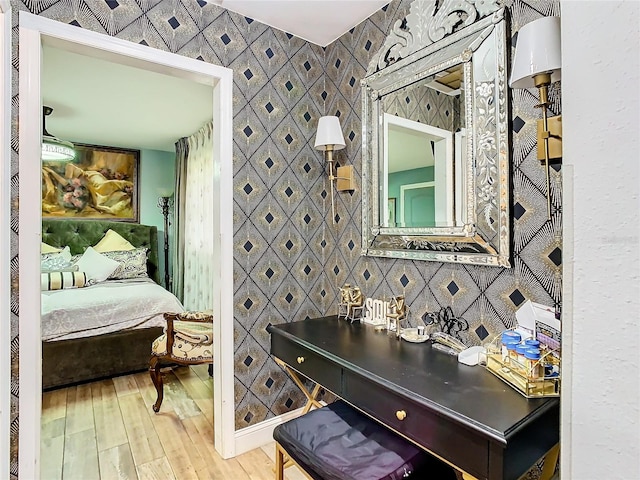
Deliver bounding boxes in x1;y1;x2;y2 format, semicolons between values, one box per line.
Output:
524;339;540;349
524;348;542;378
524;348;541;360
501;330;521;344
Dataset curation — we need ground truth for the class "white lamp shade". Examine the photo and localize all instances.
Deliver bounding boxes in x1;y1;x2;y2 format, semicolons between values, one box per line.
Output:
157;187;174;197
510;16;561;89
314;116;346;151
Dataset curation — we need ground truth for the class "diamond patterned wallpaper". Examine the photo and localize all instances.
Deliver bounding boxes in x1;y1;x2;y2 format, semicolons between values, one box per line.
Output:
8;0;561;476
382;83;461;132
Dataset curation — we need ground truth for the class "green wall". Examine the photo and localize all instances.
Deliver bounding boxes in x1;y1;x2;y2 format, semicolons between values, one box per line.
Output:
388;166;434;227
139;148;176;287
388;166;434;200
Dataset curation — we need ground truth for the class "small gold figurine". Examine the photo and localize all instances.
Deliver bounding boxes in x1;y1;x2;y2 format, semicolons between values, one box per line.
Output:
338;284;352;319
386;295;407;336
346;286;364;321
337;284;364;322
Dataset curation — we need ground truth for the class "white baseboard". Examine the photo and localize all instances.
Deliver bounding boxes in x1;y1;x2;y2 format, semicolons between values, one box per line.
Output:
233;407;304;456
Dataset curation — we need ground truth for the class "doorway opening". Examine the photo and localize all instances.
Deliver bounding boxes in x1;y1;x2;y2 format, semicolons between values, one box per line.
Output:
17;12;234;479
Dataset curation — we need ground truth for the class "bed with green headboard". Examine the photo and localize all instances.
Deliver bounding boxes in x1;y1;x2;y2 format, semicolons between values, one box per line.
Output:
41;219;183;389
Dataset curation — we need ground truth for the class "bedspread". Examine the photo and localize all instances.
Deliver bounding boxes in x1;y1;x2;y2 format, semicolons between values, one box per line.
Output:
42;278;184;341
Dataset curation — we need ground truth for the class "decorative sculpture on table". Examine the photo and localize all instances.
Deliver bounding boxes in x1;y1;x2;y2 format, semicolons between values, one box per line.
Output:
421;306;469;342
386;295;407;336
338;284;351;319
338;284;364;322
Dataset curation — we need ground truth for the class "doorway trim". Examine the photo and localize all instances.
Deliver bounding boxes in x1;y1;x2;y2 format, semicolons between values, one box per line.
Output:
0;2;12;478
18;12;235;479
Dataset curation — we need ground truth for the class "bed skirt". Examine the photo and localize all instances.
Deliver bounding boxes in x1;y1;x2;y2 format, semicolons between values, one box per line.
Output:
42;327;164;390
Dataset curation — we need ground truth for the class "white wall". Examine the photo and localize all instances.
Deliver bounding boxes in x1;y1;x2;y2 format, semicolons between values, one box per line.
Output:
562;2;640;479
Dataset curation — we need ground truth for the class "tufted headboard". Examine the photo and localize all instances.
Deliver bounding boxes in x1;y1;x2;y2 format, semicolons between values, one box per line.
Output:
42;220;159;284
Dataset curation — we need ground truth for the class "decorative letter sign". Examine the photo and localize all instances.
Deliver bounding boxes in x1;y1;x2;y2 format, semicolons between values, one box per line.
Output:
364;297;390;325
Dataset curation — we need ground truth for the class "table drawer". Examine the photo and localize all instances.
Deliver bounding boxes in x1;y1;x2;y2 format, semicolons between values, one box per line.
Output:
343;372;489;479
271;334;342;394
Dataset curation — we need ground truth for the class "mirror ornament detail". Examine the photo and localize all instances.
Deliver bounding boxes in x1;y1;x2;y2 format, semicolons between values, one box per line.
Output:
368;0;503;76
361;0;511;267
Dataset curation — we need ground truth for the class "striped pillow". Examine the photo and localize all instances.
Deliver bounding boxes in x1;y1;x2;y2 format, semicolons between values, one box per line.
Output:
41;271;87;291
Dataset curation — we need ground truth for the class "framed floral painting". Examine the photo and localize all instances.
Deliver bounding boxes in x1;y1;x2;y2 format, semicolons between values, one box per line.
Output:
42;143;140;221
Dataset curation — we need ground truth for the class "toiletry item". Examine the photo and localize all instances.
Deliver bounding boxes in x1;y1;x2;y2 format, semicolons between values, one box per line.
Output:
501;330;522;344
524;339;540;349
501;339;519;362
506;342;519;363
458;346;485;366
524;348;542;378
431;332;467;353
431;342;458;356
515;343;528;371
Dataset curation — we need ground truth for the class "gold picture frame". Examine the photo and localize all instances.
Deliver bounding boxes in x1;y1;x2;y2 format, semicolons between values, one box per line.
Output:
42;143;140;222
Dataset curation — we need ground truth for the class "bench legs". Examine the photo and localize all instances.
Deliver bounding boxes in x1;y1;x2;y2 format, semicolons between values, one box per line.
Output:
275;358;323;414
275;442;313;480
540;444;560;480
275;443;285;480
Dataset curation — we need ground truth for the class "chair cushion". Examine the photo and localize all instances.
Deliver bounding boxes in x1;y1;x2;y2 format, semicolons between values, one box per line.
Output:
274;400;457;480
151;321;213;360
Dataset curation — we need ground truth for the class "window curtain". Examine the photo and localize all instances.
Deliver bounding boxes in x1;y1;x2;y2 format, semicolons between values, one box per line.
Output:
172;121;214;310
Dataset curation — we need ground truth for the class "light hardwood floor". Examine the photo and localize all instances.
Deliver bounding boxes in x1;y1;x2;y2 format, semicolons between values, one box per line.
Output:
41;365;306;480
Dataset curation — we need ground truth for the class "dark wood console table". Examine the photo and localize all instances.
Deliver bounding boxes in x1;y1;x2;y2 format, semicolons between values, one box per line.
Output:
268;317;559;480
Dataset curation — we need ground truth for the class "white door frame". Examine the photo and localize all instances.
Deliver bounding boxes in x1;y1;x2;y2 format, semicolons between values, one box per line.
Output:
383;113;454;226
0;2;12;479
17;13;235;479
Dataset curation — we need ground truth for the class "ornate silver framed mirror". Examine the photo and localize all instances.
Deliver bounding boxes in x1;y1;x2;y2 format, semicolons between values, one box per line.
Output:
361;0;511;267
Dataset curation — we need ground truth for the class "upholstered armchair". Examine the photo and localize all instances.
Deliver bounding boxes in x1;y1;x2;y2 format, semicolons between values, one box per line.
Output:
149;311;213;412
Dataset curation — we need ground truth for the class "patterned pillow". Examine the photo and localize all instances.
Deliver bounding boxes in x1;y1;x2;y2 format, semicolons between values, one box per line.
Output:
41;246;74;272
102;248;149;280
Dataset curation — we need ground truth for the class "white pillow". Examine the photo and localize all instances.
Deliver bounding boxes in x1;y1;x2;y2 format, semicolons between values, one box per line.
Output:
93;229;136;253
74;247;119;283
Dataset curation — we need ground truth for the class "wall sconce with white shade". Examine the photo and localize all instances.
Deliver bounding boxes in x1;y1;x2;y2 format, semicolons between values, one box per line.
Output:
41;106;75;162
314;115;354;223
510;16;562;219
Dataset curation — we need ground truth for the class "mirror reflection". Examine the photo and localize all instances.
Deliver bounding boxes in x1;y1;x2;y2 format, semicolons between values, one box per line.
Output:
361;0;511;266
381;64;465;228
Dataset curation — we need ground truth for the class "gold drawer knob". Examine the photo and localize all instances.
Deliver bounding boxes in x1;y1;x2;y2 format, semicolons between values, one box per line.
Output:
396;410;407;421
297;356;305;364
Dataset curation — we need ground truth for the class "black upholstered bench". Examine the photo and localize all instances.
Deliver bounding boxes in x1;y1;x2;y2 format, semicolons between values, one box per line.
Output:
273;400;457;480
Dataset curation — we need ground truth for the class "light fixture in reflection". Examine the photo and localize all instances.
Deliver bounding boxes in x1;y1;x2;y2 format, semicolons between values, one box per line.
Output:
42;106;75;162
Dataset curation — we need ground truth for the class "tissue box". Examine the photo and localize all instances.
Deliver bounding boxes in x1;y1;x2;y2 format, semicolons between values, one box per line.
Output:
515;300;561;351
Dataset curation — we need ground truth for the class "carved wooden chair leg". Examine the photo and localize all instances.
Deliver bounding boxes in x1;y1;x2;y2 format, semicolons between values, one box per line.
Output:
149;356;164;413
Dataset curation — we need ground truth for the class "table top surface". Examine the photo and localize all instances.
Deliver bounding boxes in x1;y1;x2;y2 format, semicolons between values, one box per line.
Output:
269;316;559;444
